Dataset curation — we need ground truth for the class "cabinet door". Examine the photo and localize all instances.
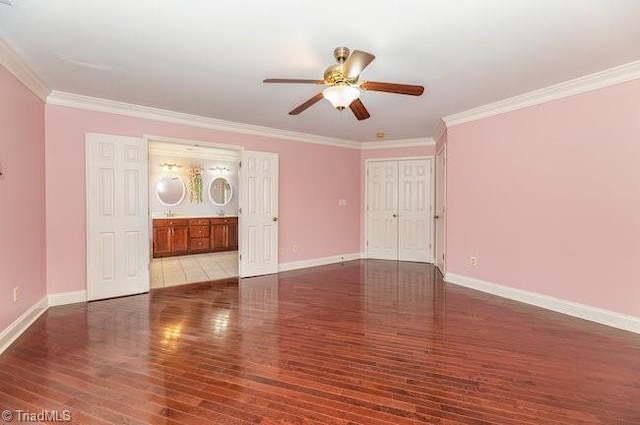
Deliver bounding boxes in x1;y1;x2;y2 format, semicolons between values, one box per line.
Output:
153;227;172;257
172;226;189;253
228;222;238;250
211;224;226;251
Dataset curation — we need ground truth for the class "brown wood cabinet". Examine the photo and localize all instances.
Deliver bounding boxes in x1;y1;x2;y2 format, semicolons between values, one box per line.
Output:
153;219;189;257
189;219;210;253
153;217;238;258
211;217;239;252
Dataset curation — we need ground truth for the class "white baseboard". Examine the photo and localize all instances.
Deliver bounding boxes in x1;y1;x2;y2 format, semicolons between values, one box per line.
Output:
444;272;640;334
279;252;362;273
0;296;48;354
48;290;87;307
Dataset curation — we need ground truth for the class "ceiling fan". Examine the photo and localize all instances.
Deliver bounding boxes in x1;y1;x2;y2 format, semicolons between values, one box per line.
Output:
263;46;424;121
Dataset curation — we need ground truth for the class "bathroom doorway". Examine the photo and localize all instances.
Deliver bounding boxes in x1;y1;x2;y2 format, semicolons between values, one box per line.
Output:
148;139;241;288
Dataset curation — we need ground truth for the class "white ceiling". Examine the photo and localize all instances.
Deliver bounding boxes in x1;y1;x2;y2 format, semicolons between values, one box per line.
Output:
1;0;640;142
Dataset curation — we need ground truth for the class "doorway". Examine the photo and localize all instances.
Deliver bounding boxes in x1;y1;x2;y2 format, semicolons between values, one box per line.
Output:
365;157;434;263
86;134;280;301
148;140;241;288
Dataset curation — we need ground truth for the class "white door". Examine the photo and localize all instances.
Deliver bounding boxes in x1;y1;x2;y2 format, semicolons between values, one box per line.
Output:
366;161;399;260
398;159;433;262
86;133;149;301
435;147;446;273
239;150;279;277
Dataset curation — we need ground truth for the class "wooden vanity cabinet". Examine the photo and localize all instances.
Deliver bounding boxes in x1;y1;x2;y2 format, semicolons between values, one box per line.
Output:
153;217;238;257
153;219;189;257
211;217;238;252
189;219;210;252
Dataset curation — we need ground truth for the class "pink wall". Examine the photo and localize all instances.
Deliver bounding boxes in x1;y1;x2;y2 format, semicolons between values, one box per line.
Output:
359;144;436;252
45;105;361;294
447;78;640;317
0;67;46;330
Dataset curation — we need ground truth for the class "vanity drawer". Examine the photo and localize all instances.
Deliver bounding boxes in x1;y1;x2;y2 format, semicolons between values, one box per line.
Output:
211;217;238;225
189;218;209;226
189;237;210;251
154;218;187;228
189;225;209;238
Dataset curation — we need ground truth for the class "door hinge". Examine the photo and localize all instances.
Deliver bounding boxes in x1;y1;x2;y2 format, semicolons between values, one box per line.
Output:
239;161;242;168
238;207;242;214
366;240;369;246
239;254;242;261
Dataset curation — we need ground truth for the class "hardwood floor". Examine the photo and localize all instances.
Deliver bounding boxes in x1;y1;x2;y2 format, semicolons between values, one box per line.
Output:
1;260;639;424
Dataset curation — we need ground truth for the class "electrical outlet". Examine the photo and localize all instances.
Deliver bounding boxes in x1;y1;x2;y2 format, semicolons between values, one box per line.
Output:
293;245;299;252
338;199;347;206
470;256;478;266
13;286;19;302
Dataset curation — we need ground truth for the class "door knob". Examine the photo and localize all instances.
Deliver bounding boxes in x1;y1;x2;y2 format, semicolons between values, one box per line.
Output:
273;217;278;222
392;214;397;218
434;215;440;219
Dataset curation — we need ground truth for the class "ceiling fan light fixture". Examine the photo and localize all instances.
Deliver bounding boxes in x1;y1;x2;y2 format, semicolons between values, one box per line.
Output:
322;85;360;110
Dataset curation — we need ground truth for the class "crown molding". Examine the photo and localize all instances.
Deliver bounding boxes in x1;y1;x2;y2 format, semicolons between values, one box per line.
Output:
443;59;640;128
360;137;435;150
432;119;447;143
0;38;50;101
46;91;362;150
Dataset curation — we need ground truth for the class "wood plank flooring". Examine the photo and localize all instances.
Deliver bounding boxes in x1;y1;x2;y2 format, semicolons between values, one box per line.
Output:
1;260;639;424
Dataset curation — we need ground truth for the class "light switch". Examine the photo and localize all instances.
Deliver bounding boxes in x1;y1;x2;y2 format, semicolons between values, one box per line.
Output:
338;199;347;206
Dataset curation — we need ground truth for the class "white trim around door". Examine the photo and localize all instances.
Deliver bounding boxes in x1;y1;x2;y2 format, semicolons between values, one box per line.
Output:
435;145;447;274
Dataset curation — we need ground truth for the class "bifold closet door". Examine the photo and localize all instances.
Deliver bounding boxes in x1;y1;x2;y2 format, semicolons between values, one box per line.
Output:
366;158;433;263
398;159;432;262
366;161;399;260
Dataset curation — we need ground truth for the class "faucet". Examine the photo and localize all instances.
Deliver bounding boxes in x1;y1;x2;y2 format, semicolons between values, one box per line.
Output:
166;210;174;217
218;208;226;216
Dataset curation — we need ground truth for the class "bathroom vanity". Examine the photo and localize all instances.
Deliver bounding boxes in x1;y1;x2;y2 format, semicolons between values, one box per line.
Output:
153;216;238;258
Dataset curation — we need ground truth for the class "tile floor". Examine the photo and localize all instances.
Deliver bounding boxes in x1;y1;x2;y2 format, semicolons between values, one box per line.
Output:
151;251;238;288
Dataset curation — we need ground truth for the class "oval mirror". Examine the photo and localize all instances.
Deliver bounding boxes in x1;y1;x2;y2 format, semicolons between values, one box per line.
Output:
156;176;186;206
208;177;233;206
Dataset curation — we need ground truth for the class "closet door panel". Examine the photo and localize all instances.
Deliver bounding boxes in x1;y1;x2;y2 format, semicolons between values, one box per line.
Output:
398;159;432;262
366;161;398;260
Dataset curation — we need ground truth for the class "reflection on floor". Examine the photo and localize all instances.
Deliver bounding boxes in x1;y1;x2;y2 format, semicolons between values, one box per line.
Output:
6;260;639;423
151;251;238;288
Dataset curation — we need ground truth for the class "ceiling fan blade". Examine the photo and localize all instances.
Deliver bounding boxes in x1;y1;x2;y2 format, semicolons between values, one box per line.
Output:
360;81;424;96
264;78;324;85
349;98;370;121
289;93;324;115
343;50;376;79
